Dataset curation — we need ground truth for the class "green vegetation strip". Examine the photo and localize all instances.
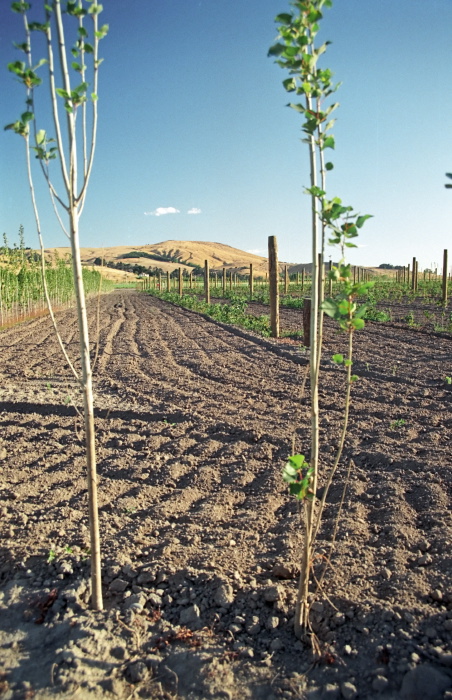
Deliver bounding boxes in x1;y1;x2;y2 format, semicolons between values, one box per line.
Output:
146;289;272;337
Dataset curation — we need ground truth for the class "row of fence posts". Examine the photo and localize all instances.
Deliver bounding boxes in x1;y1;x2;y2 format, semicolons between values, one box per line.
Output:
139;241;450;340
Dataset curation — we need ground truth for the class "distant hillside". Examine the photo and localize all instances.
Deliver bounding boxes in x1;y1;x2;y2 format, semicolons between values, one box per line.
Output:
44;241;380;278
47;240;295;276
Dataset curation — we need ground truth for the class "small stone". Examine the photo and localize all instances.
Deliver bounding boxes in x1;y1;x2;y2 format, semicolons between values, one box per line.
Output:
266;615;279;630
332;612;345;627
400;664;451;699
126;661;148;684
0;448;7;460
372;675;389;692
147;593;163;607
417;554;433;567
137;571;155;585
443;619;452;632
437;652;452;667
144;654;162;671
340;681;358;699
179;604;201;626
431;589;443;602
109;578;129;593
59;561;73;576
214;583;234;607
246;617;261;635
418;539;430;552
311;601;324;613
424;627;437;639
240;648;254;659
381;567;392;580
344;645;353;656
111;645;127;660
263;585;281;603
322;683;340;699
124;593;147;612
272;562;295;579
269;637;284;652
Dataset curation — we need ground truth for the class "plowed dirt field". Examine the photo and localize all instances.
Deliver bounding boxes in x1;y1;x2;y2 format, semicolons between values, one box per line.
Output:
0;289;451;699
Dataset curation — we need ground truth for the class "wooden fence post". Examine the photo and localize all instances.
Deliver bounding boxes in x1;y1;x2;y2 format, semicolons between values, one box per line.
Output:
204;260;210;304
268;236;279;338
443;249;449;304
303;297;311;347
284;265;289;295
249;263;254;298
178;267;183;296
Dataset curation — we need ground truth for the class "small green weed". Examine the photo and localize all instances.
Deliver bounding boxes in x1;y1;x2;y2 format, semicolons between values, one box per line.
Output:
47;548;57;564
390;418;406;430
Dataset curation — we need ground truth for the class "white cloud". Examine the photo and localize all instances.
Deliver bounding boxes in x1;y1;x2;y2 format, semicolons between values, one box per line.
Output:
144;207;180;217
247;249;266;255
187;207;202;215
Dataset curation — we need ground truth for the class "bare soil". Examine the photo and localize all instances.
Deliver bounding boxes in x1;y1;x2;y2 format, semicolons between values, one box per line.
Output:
0;289;451;700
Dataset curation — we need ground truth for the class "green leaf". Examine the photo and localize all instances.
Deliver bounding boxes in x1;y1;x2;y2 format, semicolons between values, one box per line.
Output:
11;1;30;12
344;359;352;367
325;161;334;171
344;242;357;248
268;43;287;57
36;129;46;145
275;12;293;23
21;111;34;123
350;375;359;382
351;318;365;330
305;185;326;197
78;26;88;38
283;77;296;92
13;41;29;52
332;353;344;364
322;135;335;150
95;24;109;38
55;87;70;99
287;454;307;469
321;299;339;319
73;81;88;95
354;304;368;319
356;214;372;228
289;482;304;497
88;3;103;14
7;60;25;76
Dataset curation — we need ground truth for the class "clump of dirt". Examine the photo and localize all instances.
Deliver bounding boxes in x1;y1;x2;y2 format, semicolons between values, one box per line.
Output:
0;289;451;699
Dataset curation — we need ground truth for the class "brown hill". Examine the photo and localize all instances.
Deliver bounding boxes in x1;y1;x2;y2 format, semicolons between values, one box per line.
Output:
46;240;296;276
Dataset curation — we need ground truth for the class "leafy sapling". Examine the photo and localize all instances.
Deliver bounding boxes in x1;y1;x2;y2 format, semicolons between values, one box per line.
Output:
6;0;108;611
270;0;372;638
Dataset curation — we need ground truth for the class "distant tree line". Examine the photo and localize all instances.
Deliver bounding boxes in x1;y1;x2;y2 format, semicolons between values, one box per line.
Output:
378;263;404;270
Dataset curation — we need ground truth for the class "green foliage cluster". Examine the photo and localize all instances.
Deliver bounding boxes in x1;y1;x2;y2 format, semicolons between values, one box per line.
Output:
0;228;111;324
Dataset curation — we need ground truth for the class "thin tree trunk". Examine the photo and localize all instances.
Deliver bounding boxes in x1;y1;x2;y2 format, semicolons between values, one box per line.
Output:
69;209;103;611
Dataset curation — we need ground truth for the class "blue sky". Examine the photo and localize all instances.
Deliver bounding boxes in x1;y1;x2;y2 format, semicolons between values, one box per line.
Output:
1;0;451;270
